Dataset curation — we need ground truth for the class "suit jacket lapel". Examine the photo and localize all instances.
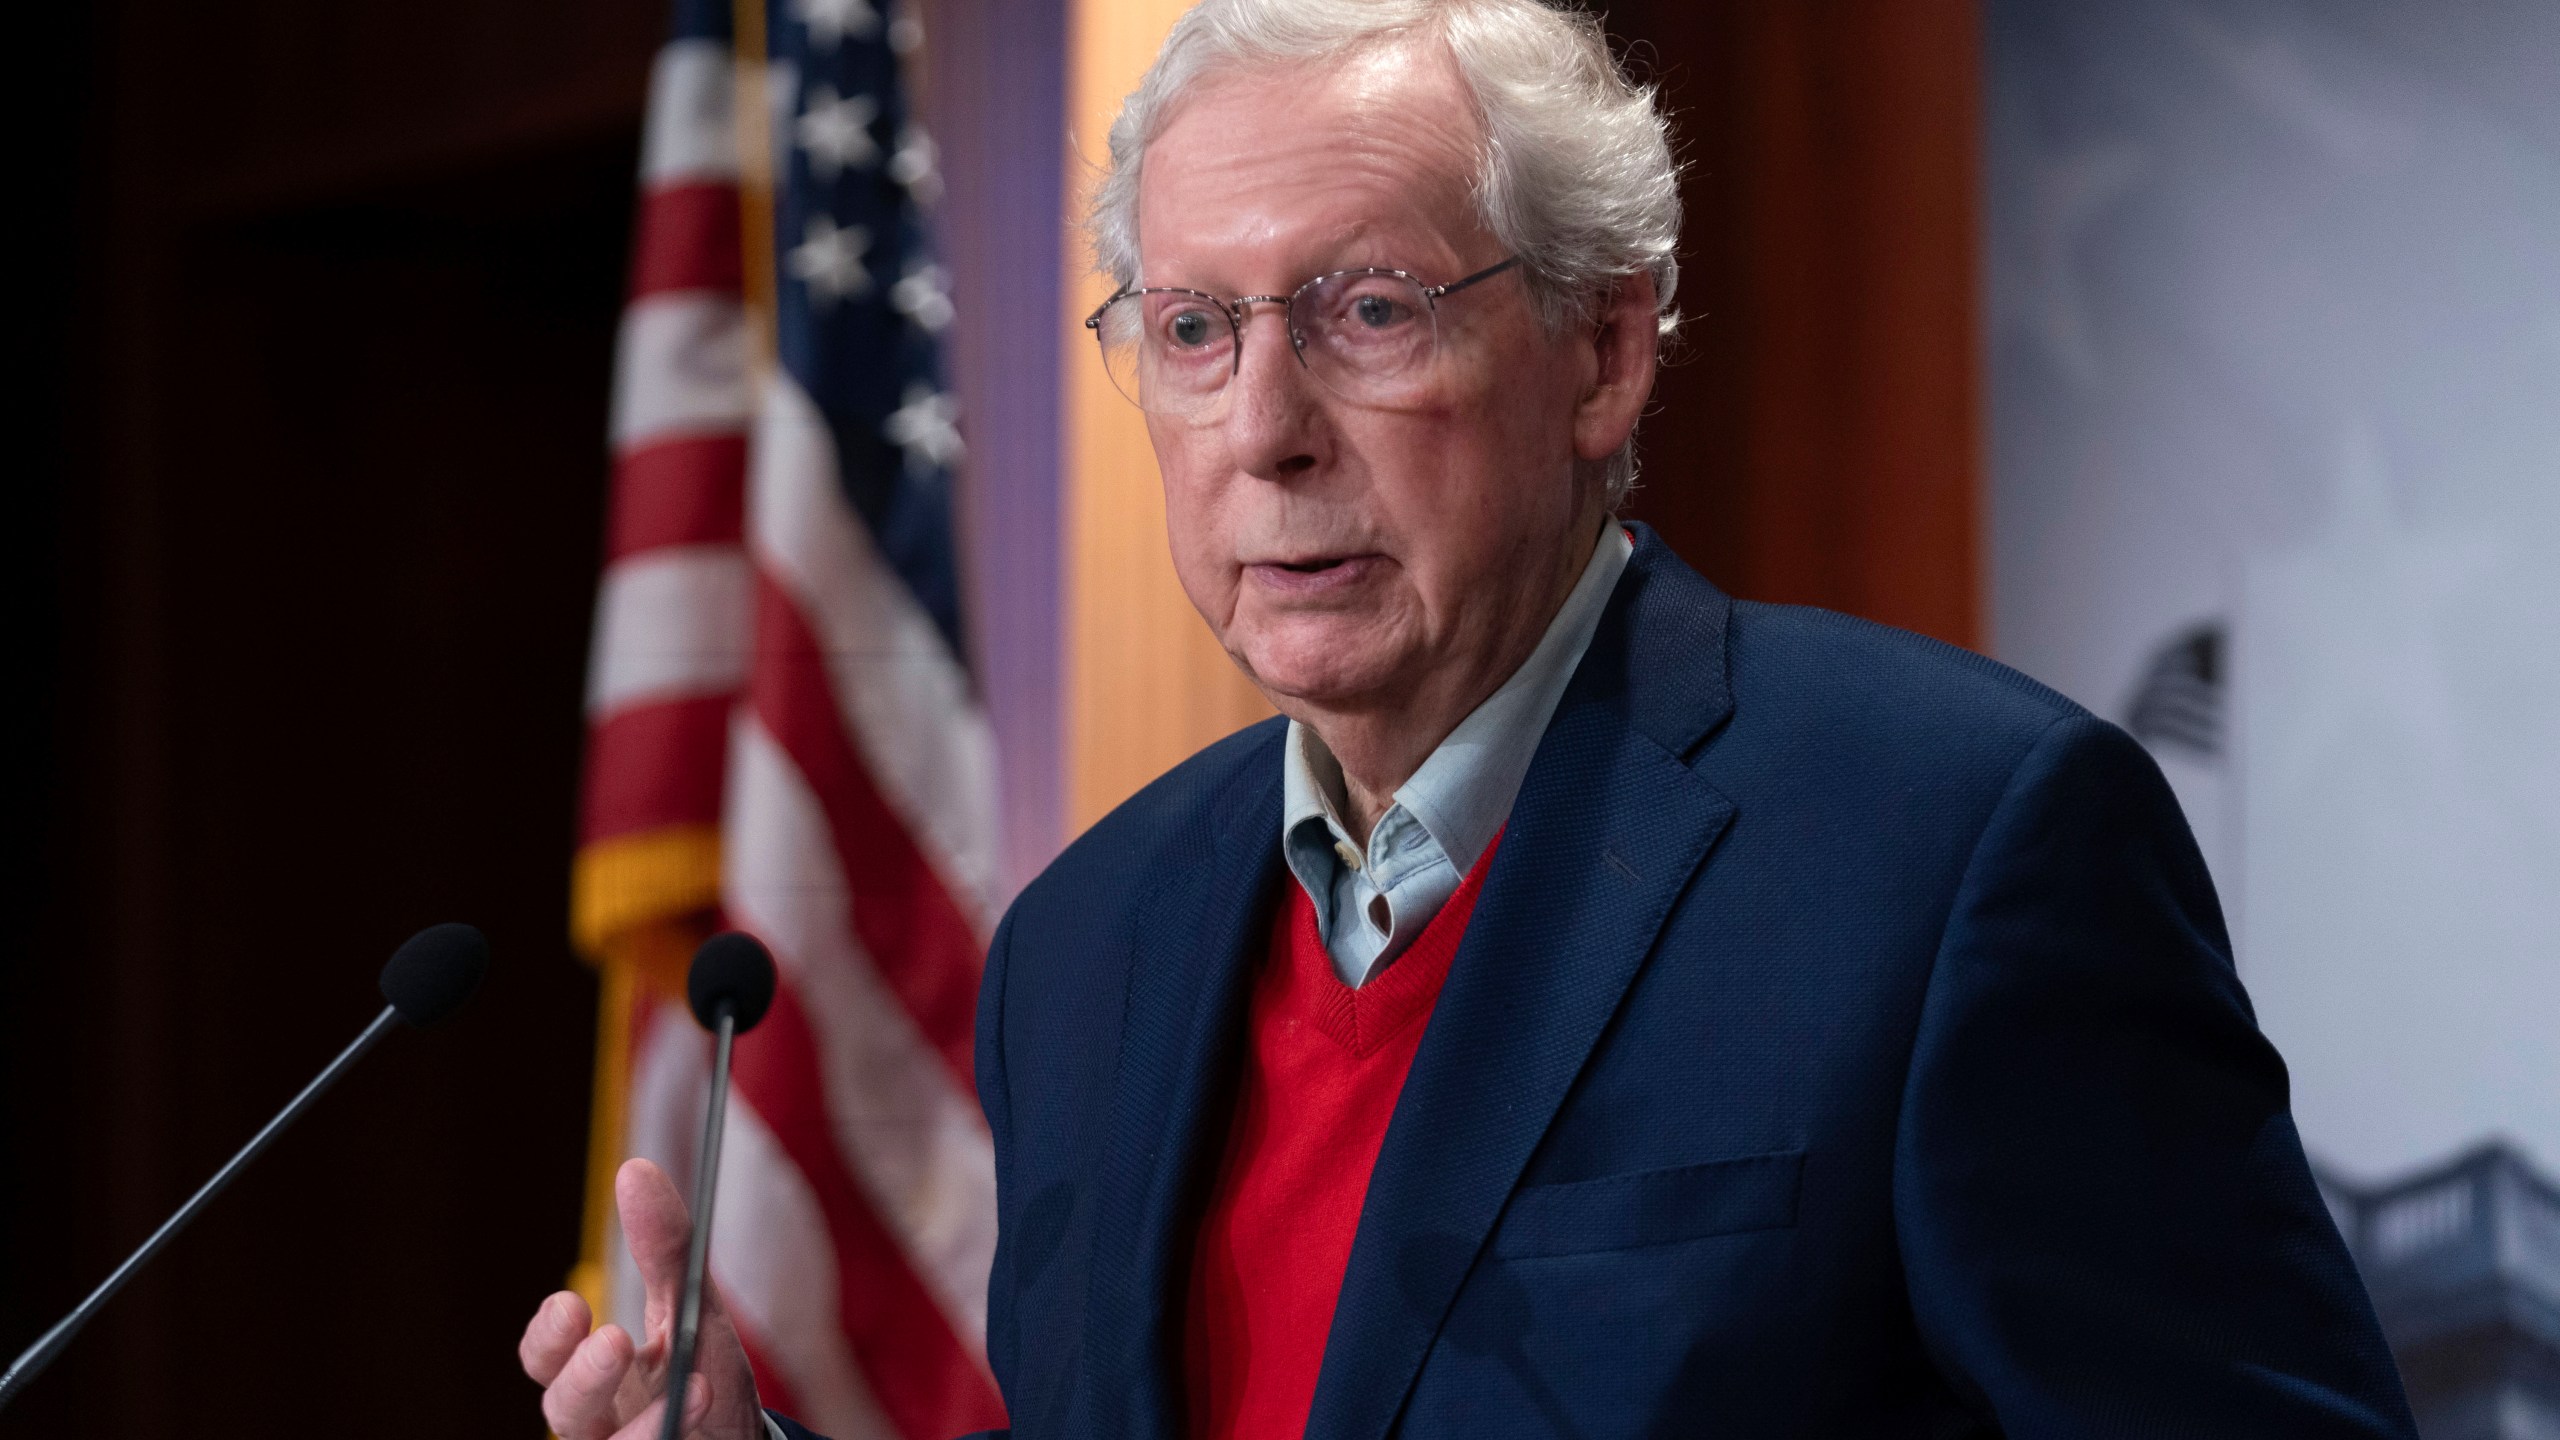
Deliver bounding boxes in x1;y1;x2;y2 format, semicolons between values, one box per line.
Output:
1080;739;1287;1440
1304;527;1740;1440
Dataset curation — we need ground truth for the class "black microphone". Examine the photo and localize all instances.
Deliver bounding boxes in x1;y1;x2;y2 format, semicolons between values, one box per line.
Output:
0;923;490;1411
662;931;777;1440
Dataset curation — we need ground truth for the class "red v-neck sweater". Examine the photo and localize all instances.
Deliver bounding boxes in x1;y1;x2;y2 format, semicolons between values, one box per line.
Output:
1184;833;1504;1440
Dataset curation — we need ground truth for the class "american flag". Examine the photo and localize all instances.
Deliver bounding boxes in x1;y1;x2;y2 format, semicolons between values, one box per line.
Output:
571;0;1006;1432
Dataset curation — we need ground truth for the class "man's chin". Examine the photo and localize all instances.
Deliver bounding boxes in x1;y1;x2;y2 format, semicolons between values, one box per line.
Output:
1231;637;1408;715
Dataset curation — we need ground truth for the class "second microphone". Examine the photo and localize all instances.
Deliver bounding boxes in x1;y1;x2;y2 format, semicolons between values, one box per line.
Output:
661;931;777;1440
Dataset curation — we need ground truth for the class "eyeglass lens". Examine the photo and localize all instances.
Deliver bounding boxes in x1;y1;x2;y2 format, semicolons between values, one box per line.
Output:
1094;270;1443;416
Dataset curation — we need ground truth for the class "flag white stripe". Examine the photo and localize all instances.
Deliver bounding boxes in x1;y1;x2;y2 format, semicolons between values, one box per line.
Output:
612;294;753;453
640;40;740;188
587;546;754;716
747;374;1005;927
724;716;998;1353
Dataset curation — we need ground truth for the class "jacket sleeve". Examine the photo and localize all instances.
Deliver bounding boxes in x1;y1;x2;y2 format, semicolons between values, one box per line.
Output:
1895;714;2416;1438
971;904;1022;1440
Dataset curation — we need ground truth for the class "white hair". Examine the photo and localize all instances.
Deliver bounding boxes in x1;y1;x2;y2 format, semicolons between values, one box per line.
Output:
1089;0;1683;506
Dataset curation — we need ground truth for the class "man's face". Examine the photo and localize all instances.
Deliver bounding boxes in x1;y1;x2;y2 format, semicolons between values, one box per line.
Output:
1137;44;1603;720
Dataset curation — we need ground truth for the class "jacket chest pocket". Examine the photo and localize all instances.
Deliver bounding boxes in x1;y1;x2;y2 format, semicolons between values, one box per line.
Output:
1489;1149;1804;1259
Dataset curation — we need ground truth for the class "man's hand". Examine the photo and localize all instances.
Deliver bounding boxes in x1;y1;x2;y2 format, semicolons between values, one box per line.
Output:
520;1158;766;1440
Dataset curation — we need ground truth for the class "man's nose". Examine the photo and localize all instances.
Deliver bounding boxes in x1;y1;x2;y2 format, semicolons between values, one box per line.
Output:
1220;303;1325;481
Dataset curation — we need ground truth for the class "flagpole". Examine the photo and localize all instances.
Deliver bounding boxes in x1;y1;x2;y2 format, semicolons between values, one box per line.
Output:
567;0;788;1384
734;0;780;370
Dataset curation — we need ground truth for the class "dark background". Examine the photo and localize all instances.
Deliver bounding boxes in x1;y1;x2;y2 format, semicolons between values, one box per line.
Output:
1;1;1975;1434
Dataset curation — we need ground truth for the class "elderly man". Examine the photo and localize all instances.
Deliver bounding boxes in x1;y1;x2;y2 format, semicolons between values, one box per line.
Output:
523;0;2417;1436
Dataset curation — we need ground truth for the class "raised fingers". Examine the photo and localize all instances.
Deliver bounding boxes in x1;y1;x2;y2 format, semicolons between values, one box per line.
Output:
520;1289;592;1387
542;1323;639;1440
607;1367;717;1440
616;1157;695;1340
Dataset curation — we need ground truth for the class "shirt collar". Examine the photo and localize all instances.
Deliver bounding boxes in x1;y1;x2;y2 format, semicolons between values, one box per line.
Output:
1281;524;1634;877
1282;721;1353;864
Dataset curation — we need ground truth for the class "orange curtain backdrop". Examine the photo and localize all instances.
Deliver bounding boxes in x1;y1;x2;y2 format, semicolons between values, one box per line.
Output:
1613;0;1985;651
1055;0;1984;835
1062;0;1273;834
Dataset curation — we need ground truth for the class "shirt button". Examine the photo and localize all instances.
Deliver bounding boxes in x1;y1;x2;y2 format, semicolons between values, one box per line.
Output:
1333;839;1364;871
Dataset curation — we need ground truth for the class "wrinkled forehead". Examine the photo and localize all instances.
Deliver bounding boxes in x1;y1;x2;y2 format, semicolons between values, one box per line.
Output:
1136;38;1491;289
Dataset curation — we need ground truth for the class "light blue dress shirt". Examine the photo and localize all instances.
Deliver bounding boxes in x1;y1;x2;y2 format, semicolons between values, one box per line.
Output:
1281;526;1633;987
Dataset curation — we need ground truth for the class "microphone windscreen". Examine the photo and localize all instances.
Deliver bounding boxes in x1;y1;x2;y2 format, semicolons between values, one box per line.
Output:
688;932;777;1034
379;923;490;1028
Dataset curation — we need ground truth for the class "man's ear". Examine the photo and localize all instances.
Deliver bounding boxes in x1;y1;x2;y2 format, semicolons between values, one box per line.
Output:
1572;270;1661;466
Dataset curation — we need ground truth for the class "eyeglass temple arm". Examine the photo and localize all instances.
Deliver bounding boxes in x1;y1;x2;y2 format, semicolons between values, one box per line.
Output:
1425;255;1525;301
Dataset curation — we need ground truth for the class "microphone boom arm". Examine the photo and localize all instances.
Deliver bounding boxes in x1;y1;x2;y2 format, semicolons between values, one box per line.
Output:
0;1005;404;1410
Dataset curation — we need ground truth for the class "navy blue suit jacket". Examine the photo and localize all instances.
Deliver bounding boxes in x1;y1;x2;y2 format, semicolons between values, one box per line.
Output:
781;525;2413;1440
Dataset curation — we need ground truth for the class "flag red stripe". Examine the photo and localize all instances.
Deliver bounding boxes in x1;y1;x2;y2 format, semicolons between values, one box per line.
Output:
750;573;983;1083
734;981;1008;1440
607;435;750;561
628;182;745;300
580;694;734;842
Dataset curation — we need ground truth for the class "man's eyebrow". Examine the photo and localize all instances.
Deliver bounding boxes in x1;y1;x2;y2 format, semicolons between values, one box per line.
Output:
1304;221;1439;273
1138;221;1458;292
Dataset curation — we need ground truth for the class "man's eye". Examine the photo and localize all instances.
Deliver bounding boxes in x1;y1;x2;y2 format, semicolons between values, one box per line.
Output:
1351;295;1411;328
1164;310;1219;348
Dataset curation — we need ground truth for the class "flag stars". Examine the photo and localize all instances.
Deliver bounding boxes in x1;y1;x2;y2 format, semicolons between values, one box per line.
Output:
789;215;874;305
884;383;963;472
798;84;880;181
793;0;880;51
890;261;954;333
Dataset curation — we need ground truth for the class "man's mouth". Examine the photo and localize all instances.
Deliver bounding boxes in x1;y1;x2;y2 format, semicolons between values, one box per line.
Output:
1247;553;1384;592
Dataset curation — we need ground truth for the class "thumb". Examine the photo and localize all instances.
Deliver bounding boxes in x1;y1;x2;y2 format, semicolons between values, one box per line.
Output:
617;1157;695;1343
